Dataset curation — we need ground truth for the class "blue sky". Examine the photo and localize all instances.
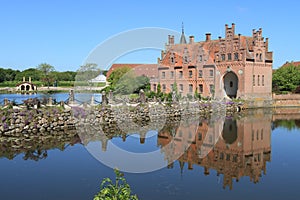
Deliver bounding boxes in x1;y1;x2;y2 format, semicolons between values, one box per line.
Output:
0;0;299;71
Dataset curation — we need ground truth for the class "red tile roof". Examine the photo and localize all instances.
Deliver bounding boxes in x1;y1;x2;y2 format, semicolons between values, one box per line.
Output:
281;61;300;68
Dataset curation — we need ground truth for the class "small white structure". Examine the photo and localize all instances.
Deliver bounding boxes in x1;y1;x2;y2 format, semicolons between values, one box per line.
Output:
16;77;37;92
88;73;107;83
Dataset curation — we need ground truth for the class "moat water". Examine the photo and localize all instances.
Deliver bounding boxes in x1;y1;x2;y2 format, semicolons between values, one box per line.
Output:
0;93;102;105
1;108;300;200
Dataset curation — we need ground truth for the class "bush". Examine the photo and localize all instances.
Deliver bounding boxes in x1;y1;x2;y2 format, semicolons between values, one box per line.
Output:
94;169;138;200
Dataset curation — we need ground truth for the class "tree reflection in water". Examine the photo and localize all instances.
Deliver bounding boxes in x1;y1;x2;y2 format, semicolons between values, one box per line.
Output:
1;108;299;190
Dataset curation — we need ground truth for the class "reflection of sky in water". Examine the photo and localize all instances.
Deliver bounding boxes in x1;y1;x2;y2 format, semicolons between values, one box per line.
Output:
110;130;159;153
0;114;300;199
0;93;102;104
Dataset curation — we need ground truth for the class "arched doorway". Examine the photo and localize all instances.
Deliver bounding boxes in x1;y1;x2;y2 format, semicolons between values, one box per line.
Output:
223;72;238;98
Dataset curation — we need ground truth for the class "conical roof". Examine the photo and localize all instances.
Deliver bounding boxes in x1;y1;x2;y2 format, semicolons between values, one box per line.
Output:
180;22;187;44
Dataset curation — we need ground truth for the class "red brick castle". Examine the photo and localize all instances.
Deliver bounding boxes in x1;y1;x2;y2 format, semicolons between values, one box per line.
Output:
151;23;273;100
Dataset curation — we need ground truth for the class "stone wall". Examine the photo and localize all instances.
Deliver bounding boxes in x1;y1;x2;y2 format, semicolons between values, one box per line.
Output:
273;94;300;107
0;100;242;137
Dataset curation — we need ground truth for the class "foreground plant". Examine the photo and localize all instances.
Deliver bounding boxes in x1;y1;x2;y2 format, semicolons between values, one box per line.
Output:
94;168;138;200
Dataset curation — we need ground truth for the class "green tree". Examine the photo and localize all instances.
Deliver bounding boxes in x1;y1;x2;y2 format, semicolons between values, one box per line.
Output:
273;64;300;93
114;72;149;95
0;68;19;82
52;71;77;81
76;63;100;82
94;169;138;200
107;66;131;87
172;82;178;94
157;83;161;94
15;68;42;82
37;63;55;88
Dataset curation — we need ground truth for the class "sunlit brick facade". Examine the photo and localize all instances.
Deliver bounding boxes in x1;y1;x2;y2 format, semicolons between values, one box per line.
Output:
151;23;273;100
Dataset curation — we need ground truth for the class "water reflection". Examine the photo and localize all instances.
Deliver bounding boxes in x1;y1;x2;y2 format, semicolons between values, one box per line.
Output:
2;109;299;190
157;110;272;189
0;130;81;160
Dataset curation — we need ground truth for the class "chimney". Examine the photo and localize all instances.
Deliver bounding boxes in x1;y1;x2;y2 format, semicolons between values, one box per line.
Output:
29;77;31;83
206;33;211;41
23;76;25;82
218;36;222;41
225;24;228;30
232;23;235;34
171;35;174;44
238;33;241;48
189;35;194;44
265;38;269;52
168;35;171;45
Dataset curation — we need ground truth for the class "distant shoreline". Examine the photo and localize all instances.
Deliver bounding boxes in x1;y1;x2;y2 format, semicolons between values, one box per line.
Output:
0;86;106;94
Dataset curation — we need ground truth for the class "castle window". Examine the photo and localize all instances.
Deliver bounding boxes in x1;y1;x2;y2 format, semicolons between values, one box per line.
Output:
189;84;193;93
221;54;225;61
171;84;173;90
198;70;203;78
198;133;202;141
257;130;259;140
188;131;192;139
253;75;255;86
209;135;213;143
252;130;254;141
209;69;214;77
179;71;183;78
199;84;203;93
261;129;264;140
153;84;157;92
233;154;238;162
234;52;239;60
162;84;166;92
227;53;232;61
199;55;202;62
258;75;260;86
189;70;193;78
209;84;214;93
162;71;165;79
179;130;183;137
220;152;224;160
226;154;230;161
262;75;265;86
171;55;175;65
179;84;183;92
170;71;174;79
259;53;262;61
184;56;188;63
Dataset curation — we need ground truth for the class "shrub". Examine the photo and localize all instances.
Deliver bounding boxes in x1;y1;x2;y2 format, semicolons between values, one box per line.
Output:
94;169;138;200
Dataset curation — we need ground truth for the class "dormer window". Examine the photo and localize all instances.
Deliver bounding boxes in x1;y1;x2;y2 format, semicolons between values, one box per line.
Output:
199;55;202;62
170;53;175;64
184;56;188;64
183;48;189;64
226;30;233;39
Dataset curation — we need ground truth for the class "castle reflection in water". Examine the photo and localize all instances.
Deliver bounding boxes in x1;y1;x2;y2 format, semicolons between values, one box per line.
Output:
90;110;273;190
157;110;271;190
1;109;279;190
